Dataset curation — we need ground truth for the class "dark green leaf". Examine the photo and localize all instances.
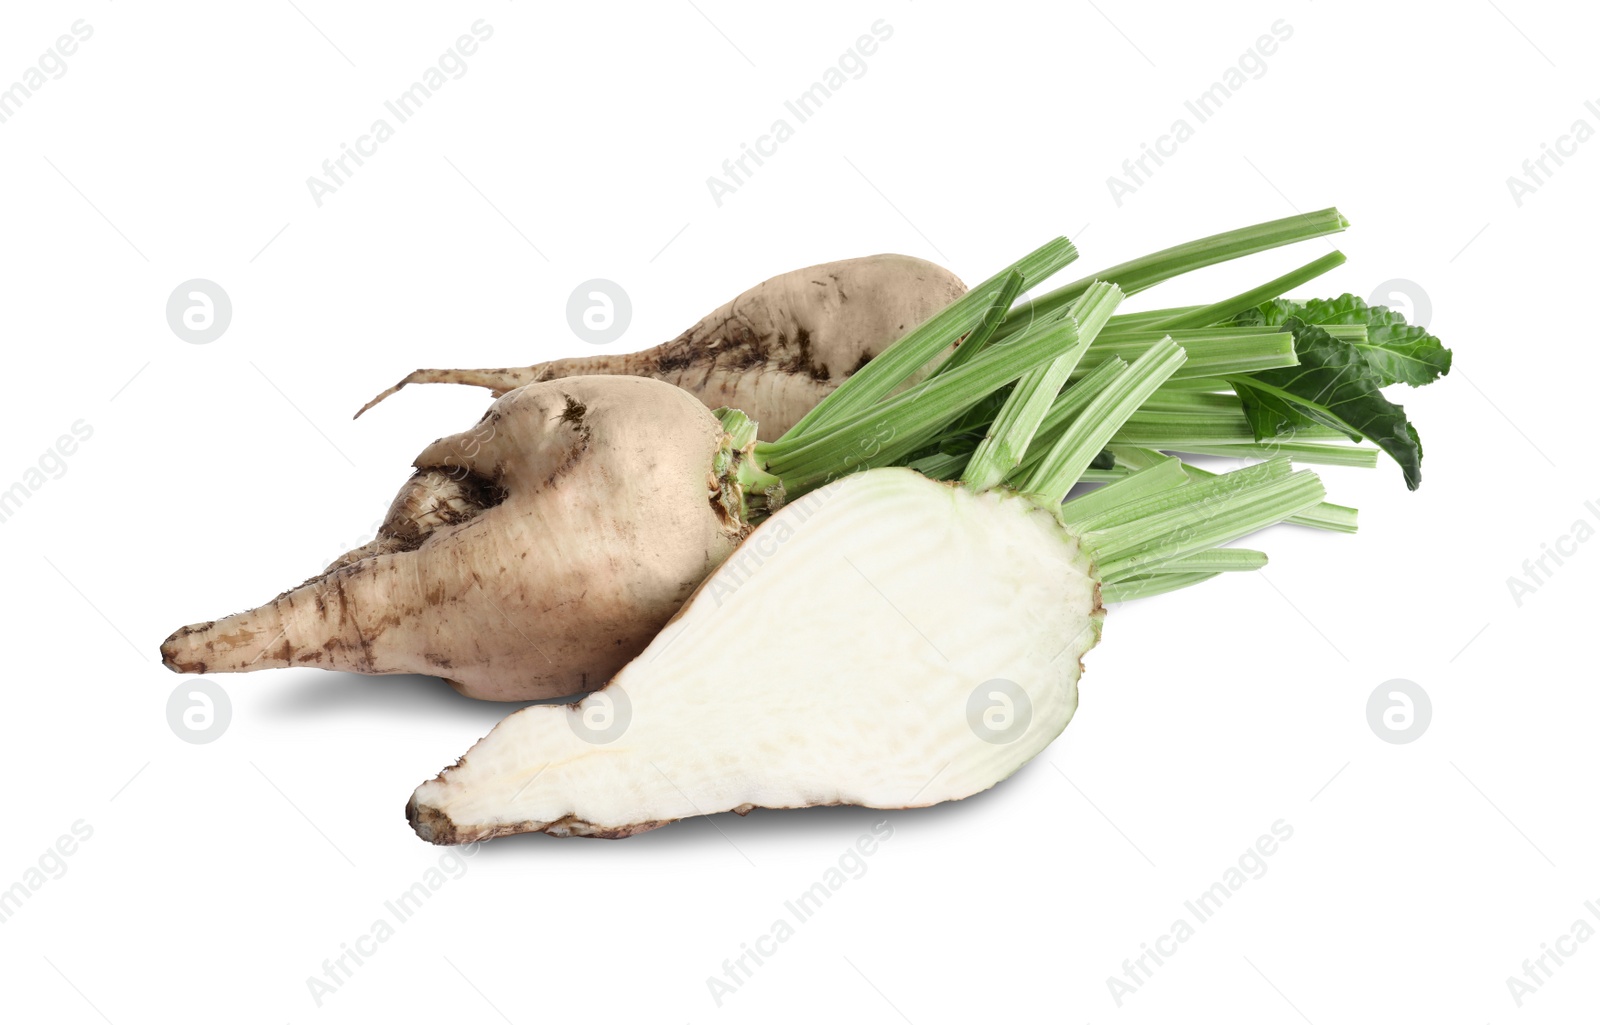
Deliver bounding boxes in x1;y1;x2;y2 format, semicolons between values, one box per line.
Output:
1229;318;1425;490
1237;294;1451;387
1294;294;1450;387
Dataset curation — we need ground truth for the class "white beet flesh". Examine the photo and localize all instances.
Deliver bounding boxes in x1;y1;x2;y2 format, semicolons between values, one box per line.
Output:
409;467;1102;842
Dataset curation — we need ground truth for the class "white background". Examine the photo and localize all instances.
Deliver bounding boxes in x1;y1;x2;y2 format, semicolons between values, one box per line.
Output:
1;1;1595;1022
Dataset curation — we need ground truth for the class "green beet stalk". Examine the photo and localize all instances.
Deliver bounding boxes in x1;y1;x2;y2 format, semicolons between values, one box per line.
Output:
961;282;1123;492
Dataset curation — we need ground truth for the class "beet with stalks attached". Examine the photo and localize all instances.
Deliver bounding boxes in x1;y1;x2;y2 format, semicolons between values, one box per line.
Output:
163;376;747;701
164;211;1418;709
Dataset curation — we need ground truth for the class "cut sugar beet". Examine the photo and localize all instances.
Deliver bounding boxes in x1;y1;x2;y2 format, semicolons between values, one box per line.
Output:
408;469;1105;841
408;449;1325;841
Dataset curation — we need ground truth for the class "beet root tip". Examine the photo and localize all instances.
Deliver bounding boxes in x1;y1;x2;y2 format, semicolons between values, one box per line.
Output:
160;622;216;674
407;794;458;845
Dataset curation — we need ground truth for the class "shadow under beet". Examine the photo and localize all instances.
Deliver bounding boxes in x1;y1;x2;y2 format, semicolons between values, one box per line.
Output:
256;670;550;727
257;671;1039;852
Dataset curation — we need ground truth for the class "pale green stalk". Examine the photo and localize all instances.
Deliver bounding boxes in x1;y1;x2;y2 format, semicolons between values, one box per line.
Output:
962;283;1123;491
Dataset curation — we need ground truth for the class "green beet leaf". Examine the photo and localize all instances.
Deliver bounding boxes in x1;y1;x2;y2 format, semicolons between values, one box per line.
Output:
1228;317;1425;490
1244;294;1451;388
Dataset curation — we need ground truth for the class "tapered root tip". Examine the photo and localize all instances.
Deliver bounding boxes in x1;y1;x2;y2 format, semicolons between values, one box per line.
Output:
158;608;297;676
160;622;217;674
406;794;460;846
353;380;408;419
355;367;545;419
